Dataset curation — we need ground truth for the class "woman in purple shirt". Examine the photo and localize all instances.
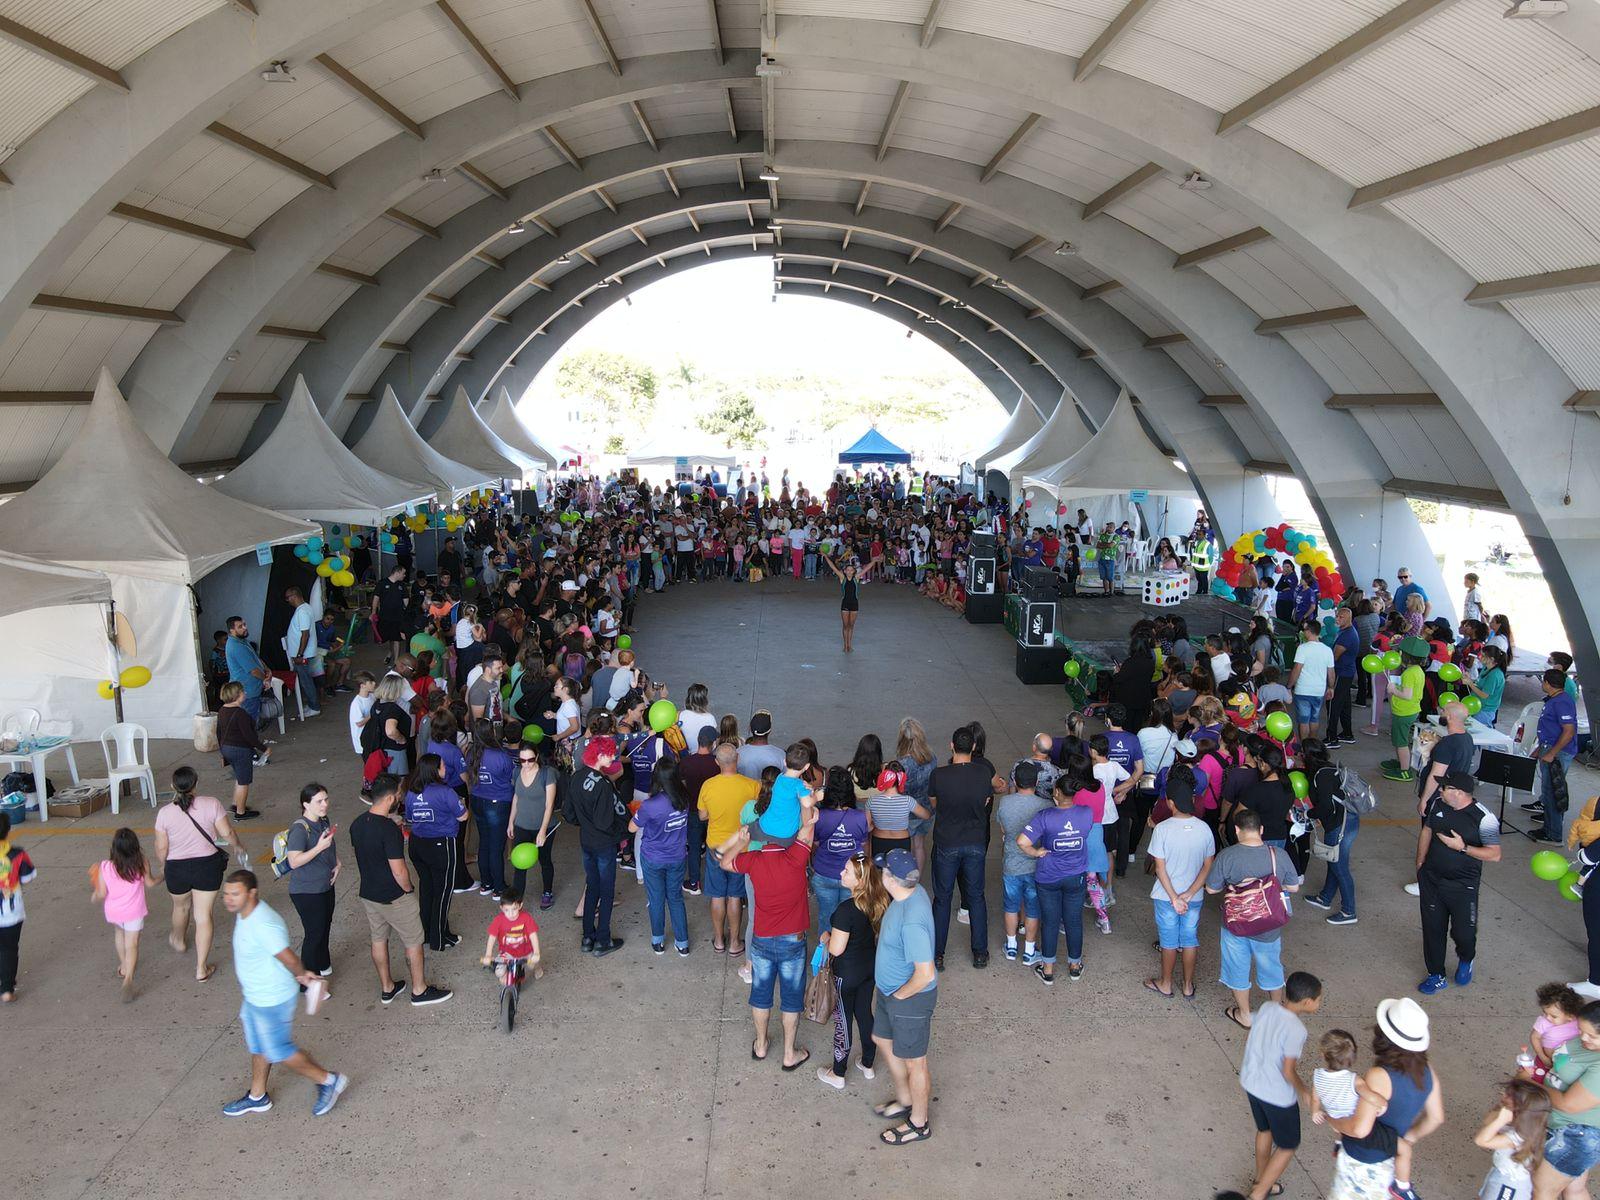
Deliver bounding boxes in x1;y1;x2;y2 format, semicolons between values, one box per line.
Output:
1018;755;1097;987
630;759;691;955
811;766;870;939
468;720;515;899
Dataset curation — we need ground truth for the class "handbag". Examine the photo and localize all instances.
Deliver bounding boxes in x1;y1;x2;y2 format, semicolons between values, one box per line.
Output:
177;802;229;856
1221;846;1291;937
804;954;836;1025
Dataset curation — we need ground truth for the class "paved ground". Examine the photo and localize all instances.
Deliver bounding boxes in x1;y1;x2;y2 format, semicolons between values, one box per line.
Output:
9;577;1595;1200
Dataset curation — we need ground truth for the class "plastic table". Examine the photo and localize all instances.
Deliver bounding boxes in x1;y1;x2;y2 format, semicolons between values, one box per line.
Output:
0;735;81;824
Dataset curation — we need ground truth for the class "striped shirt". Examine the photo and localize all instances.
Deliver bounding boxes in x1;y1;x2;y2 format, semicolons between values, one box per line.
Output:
867;790;914;832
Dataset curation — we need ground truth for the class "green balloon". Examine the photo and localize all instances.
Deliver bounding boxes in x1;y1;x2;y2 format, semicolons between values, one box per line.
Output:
1288;770;1308;799
1063;659;1081;679
648;699;678;733
1562;869;1582;890
1437;691;1460;708
1437;662;1462;683
1561;879;1584;903
1464;695;1482;716
617;634;632;650
509;842;539;871
1382;650;1402;671
522;725;545;744
466;576;476;587
1264;711;1294;742
1084;548;1098;561
1361;654;1383;675
1531;849;1569;881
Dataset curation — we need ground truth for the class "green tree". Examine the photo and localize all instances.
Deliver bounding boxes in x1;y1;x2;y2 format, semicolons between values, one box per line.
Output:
554;349;658;443
698;388;767;448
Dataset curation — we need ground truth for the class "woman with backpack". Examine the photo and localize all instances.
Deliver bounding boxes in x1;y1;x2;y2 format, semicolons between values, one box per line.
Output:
1300;739;1361;927
152;765;245;983
282;783;339;981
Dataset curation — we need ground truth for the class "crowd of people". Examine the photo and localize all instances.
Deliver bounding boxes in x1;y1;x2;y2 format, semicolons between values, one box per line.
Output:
7;463;1596;1198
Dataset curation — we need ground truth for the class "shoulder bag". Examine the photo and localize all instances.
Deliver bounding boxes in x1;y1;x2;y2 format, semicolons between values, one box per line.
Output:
1221;846;1291;937
804;953;837;1024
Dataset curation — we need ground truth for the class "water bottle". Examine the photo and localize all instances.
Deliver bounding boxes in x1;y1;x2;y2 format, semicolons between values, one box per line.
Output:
1517;1045;1535;1071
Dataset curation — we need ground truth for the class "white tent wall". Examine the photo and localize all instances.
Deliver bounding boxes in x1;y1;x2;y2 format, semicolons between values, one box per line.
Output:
0;574;203;740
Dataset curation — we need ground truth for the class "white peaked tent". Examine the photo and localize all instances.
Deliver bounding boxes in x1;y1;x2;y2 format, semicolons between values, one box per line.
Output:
0;550;111;621
483;386;558;470
626;430;736;470
1030;391;1195;497
214;376;432;524
349;387;491;501
992;394;1095;496
430;386;535;479
973;400;1042;473
0;369;315;737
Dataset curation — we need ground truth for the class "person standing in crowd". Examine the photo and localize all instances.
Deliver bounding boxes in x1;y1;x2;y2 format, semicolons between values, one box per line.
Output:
739;711;786;779
508;741;560;909
0;812;37;1003
284;586;322;717
564;736;629;957
372;564;409;665
1288;618;1336;743
1328;606;1361;746
467;720;515;899
631;758;691;956
818;850;885;1090
403;754;467;953
1416;771;1501;995
928;726;994;971
1382;636;1431;783
1391;568;1430;620
92;828;158;1003
282;783;339;983
676;726;721;897
1144;771;1215;999
699;743;760;955
152;765;244;983
1530;668;1580;844
1299;740;1360;926
896;718;937;878
997;760;1048;965
348;774;450;1007
1234;971;1321;1200
1207;809;1301;1029
1018;764;1098;986
219;870;349;1118
870;848;938;1146
811;765;870;940
721;801;817;1071
224;615;271;726
215;681;266;821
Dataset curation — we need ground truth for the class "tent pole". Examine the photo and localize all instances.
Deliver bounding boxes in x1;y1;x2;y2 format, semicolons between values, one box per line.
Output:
106;599;125;724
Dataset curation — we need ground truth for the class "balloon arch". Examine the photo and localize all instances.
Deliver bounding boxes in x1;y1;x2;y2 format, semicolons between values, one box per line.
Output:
1210;523;1344;625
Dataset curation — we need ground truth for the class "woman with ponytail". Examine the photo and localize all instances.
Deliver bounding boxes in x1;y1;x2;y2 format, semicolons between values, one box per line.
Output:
153;765;244;982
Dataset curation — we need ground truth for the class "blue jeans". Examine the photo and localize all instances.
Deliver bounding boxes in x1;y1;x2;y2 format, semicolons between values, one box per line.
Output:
749;933;807;1013
812;874;847;941
292;659;319;710
642;856;689;948
581;845;617;945
1036;873;1086;966
1314;811;1360;916
1540;755;1572;840
474;797;510;894
1001;873;1038;918
804;552;817;579
932;843;988;957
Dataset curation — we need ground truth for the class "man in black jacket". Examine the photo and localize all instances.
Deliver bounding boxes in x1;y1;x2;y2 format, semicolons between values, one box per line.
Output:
563;736;628;956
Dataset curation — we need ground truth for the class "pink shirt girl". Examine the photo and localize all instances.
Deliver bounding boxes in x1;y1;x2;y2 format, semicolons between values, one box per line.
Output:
99;860;149;929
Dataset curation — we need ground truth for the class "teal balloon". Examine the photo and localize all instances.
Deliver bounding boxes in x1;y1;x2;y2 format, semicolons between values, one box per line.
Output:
308;551;324;565
349;536;363;549
1531;850;1569;881
1263;711;1293;741
293;544;309;559
330;525;341;535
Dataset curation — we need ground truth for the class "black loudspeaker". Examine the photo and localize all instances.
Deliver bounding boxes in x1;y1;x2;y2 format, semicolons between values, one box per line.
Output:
1015;640;1070;684
969;555;996;595
965;591;1004;624
1017;599;1056;647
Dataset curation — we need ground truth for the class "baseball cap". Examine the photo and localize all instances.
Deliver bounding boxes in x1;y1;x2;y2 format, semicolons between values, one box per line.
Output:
696;726;718;748
543;548;557;559
874;847;920;884
560;580;578;592
749;711;773;736
1441;770;1476;796
1174;738;1198;758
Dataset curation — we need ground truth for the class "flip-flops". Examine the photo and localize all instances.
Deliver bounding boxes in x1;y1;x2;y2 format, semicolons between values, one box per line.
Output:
751;1040;766;1061
1142;978;1174;998
781;1050;812;1073
1224;1005;1252;1031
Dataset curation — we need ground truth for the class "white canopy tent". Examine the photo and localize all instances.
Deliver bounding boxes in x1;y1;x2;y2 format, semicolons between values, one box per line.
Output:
482;386;558;471
0;550;112;621
214;376;432;524
430;386;536;480
992;393;1095;498
349;387;491;502
973;401;1043;474
1029;391;1196;498
626;431;736;471
0;369;314;737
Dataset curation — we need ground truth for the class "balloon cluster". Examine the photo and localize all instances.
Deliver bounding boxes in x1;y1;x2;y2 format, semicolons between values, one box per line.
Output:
1531;849;1583;902
1211;524;1344;609
97;665;153;698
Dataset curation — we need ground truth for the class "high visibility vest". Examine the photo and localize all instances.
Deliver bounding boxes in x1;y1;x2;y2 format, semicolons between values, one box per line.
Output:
1190;536;1212;570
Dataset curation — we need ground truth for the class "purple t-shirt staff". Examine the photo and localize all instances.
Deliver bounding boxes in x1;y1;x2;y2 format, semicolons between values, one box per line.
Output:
1104;730;1142;775
634;794;689;864
1020;803;1094;884
810;808;870;880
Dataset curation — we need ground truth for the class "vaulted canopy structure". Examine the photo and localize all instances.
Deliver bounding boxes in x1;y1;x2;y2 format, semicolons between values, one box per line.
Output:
0;0;1597;711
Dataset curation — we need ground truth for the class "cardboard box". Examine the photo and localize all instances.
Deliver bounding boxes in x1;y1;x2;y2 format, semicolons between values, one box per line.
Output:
48;784;110;818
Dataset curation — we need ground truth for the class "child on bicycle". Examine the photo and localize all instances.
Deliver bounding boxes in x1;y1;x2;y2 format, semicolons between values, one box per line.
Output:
481;889;542;980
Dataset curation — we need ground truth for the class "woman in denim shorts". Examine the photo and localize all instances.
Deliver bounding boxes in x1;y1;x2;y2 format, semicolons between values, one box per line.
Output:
1534;1001;1600;1197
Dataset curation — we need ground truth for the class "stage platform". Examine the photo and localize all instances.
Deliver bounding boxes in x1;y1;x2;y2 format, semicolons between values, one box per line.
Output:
1051;589;1255;663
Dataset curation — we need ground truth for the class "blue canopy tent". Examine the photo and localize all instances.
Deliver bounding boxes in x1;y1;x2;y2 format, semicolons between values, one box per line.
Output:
838;428;912;465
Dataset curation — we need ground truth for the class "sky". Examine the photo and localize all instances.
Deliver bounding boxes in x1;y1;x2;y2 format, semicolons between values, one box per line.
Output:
520;256;985;393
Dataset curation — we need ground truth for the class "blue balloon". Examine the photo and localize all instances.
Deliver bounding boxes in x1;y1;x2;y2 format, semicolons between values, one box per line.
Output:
1318;597;1336;610
293;544;309;559
1209;579;1236;600
308;551;324;565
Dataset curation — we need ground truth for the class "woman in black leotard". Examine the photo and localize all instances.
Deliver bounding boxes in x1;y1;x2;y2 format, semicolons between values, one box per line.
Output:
826;558;862;653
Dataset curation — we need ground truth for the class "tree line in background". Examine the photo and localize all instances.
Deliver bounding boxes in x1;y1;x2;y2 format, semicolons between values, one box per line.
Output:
552;346;992;452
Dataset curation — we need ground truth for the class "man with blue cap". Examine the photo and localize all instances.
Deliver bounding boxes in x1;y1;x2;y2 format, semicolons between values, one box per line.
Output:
869;847;937;1147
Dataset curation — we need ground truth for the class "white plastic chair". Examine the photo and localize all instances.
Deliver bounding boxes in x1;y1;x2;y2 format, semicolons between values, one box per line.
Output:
277;637;308;722
0;708;41;739
265;677;288;736
99;722;156;814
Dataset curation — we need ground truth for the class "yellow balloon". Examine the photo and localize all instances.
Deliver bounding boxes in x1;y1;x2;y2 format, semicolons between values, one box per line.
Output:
119;665;152;689
316;561;334;577
332;570;355;587
97;680;116;700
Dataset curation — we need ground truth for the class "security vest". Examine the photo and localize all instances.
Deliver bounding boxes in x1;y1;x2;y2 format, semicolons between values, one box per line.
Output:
1190;537;1212;570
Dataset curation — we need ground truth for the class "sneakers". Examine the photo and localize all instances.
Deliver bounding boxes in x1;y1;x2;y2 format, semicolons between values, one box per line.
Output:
302;708;322;719
1004;943;1018;961
652;941;665;955
972;951;989;969
1021;949;1041;967
1403;882;1421;897
1095;916;1111;935
380;981;406;1005
1417;974;1449;996
1572;981;1600;1001
233;808;261;821
312;1072;349;1117
676;943;690;957
410;985;452;1006
1034;963;1054;987
1067;962;1084;982
581;937;595;953
477;883;497;898
442;933;462;948
593;937;625;957
817;1067;845;1090
539;891;554;910
1389;1183;1422;1200
1327;913;1359;926
1303;895;1332;911
856;1060;875;1080
451;882;477;894
956;908;970;925
317;966;333;978
222;1093;272;1117
1381;767;1416;783
1455;959;1474;987
1520;800;1545;813
682;882;703;896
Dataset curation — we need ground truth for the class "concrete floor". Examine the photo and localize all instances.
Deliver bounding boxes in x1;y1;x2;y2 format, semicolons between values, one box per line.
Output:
9;576;1596;1200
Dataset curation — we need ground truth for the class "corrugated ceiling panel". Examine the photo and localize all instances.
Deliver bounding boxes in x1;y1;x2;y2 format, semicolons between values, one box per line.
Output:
1331;322;1430;392
604;171;674;207
350;350;402;398
716;0;762;44
133;139;310;229
174;400;260;464
945;205;1032;251
1201;242;1348;318
1282;325;1424;394
473;136;567;189
1278;326;1361;393
442;0;606;92
0;310;155;390
1101;288;1169;337
1164;342;1230;395
219;65;392;177
1250;0;1600;187
591;0;737;59
1005;129;1143;208
332;6;498;126
1103;179;1254;259
386;301;444;345
0;403;87;486
268;276;359;333
1217;404;1281;463
941;0;1121;60
553;104;647;162
432;258;489;299
776;72;896;145
0;50;90;165
404;177;492;228
44;220;228;309
1354;406;1495;490
1504;289;1600;390
777;0;927;21
896;86;1033;167
333;219;421;276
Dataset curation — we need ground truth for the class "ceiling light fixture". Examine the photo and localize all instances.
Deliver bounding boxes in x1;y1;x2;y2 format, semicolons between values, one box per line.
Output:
987;279;1010;290
1177;171;1212;192
421;169;448;184
224;350;241;362
507;221;527;235
1504;0;1567;15
1054;241;1079;256
759;168;781;182
754;57;785;77
260;60;296;83
557;252;571;264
